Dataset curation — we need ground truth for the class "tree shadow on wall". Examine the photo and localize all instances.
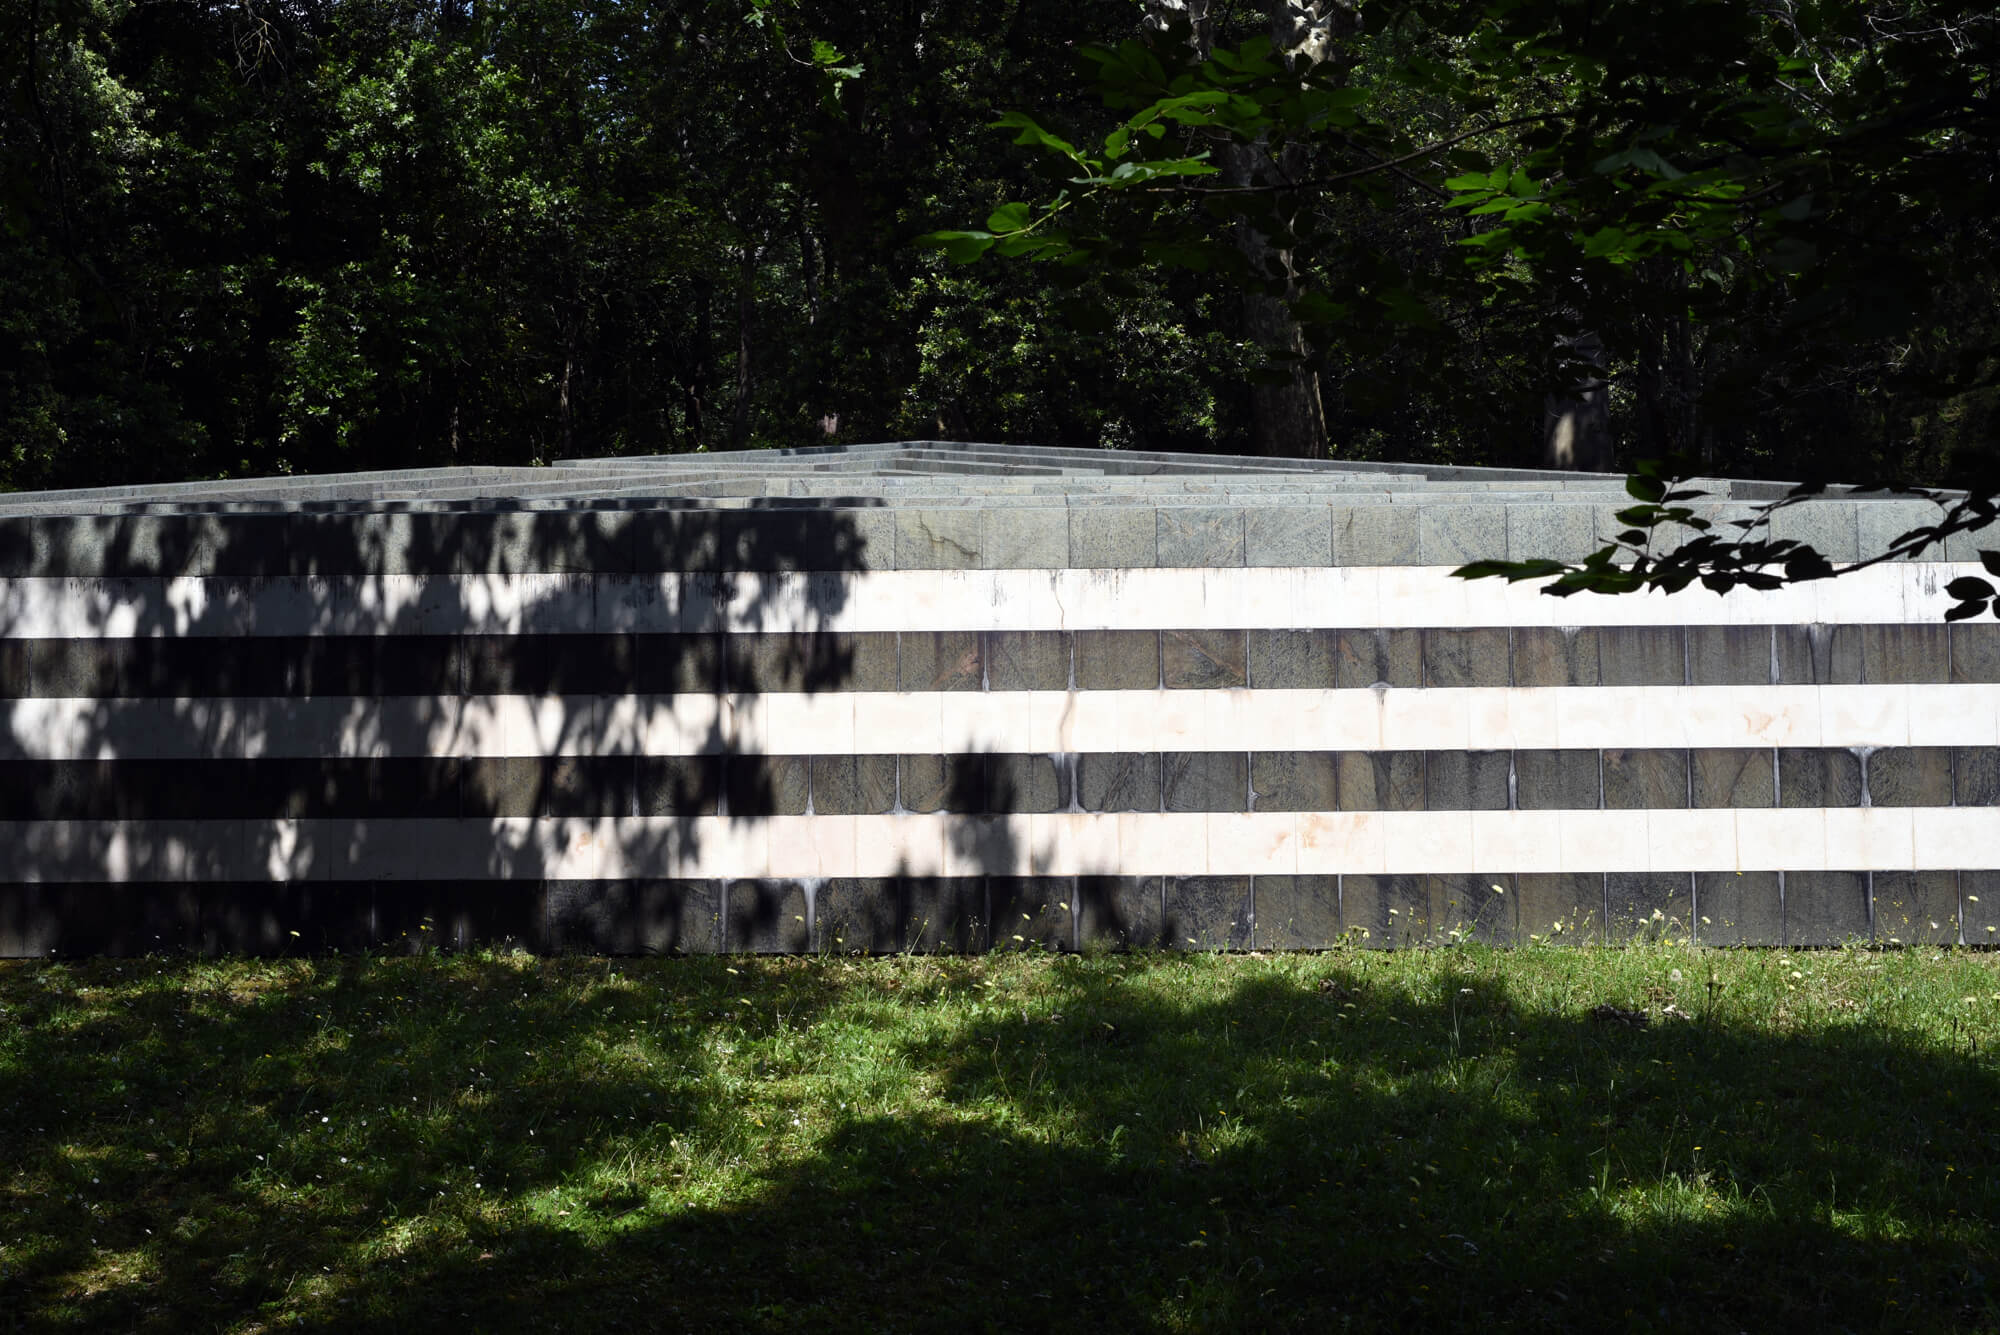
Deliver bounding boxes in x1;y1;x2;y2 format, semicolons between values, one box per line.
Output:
0;497;878;956
4;955;1998;1331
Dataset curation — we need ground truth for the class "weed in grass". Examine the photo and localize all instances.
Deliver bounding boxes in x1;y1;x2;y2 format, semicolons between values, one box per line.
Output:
2;946;1999;1331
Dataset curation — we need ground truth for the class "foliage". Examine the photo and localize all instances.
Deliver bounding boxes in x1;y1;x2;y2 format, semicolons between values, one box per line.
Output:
7;946;2000;1330
931;0;2000;570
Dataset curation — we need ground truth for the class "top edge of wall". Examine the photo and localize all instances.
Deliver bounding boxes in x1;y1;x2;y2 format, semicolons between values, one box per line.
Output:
1;440;1934;515
0;443;1959;576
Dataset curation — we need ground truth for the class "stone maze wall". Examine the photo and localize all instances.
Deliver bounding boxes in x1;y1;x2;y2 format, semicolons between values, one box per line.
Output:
0;440;1993;955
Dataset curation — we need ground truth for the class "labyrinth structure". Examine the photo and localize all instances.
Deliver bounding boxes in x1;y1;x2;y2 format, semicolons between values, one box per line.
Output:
0;440;1992;955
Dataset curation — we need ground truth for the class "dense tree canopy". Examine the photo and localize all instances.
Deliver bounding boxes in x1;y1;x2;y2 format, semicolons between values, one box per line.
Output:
3;1;1995;497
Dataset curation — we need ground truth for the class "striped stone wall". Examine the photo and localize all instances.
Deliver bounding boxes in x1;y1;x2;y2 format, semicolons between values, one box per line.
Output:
0;442;1993;954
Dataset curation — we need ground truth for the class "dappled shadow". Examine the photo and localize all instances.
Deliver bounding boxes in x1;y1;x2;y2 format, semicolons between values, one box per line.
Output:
5;952;1998;1330
0;499;878;955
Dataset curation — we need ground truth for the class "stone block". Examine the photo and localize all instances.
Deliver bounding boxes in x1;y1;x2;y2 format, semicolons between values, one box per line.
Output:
1247;629;1337;689
1773;625;1826;685
1331;506;1420;566
637;756;721;817
482;510;633;575
1597;626;1686;687
1252;875;1343;949
1954;747;2000;806
1078;876;1166;949
1770;502;1860;563
1157;507;1246;567
723;755;811;817
899;630;982;692
1419;506;1506;565
1334;628;1422;689
1828;624;1951;685
1608;873;1694;942
533;756;628;819
1961;872;2000;944
1512;627;1599;687
1507;504;1599;562
1691;749;1775;808
902;878;989;952
1075;630;1159;690
1164;751;1249;812
1866;748;1951;807
1783;870;1869;947
539;634;638;695
1952;624;2000;684
842;508;896;574
1687;625;1775;687
201;884;375;955
1870;871;1960;946
986;753;1070;813
1247;506;1332;567
1078;752;1162;813
982;508;1069;568
815;878;901;953
1603;749;1689;809
638;632;724;694
1163;876;1253;950
1162;629;1246;688
810;754;897;815
1335;750;1426;811
32;638;127;698
1778;748;1863;807
378;882;547;954
1944;519;1998;563
463;757;543;818
897;509;986;570
725;879;811;953
1515;750;1600;810
899;753;985;814
1425;750;1510;810
1858;499;1949;561
985;630;1070;691
991;877;1074;950
1251;751;1337;812
1071;507;1156;568
1696;872;1782;946
627;509;723;573
1514;874;1605;944
1423;628;1510;688
1340;875;1438;948
1433;874;1515;944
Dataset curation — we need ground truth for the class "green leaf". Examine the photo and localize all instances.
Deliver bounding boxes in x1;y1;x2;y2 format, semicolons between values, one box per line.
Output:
1626;474;1667;503
917;230;997;264
985;203;1032;234
991;112;1081;160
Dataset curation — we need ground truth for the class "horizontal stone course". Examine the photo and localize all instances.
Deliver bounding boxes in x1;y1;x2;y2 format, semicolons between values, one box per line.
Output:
1;441;1987;957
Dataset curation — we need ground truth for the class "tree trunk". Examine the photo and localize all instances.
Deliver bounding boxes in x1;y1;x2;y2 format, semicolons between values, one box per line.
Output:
1159;0;1339;459
730;246;758;449
1541;330;1614;470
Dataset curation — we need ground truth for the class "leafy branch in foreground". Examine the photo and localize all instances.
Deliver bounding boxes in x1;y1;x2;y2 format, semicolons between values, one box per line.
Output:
1455;459;2000;620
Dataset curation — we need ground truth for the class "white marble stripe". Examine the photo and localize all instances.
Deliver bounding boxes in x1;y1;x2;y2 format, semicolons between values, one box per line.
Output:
2;808;1992;881
0;562;1975;637
5;683;1993;760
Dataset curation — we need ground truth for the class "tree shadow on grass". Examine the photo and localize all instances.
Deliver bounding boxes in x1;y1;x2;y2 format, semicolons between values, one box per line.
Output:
6;953;1999;1332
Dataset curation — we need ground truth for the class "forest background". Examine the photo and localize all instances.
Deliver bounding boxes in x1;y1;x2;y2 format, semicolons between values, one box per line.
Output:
3;0;1995;497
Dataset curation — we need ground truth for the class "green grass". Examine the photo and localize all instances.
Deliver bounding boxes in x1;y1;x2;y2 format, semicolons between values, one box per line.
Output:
5;944;2000;1332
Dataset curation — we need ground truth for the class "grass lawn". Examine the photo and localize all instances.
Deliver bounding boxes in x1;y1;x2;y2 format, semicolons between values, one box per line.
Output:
4;943;2000;1332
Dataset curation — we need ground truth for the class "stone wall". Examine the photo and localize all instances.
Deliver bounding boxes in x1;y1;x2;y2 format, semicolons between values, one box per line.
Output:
0;441;1992;954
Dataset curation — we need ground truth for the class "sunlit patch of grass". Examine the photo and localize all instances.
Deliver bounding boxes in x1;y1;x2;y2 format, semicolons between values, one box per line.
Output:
4;945;2000;1330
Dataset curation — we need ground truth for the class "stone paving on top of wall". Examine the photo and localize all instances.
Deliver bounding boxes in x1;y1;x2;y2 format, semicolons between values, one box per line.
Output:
0;441;1990;956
